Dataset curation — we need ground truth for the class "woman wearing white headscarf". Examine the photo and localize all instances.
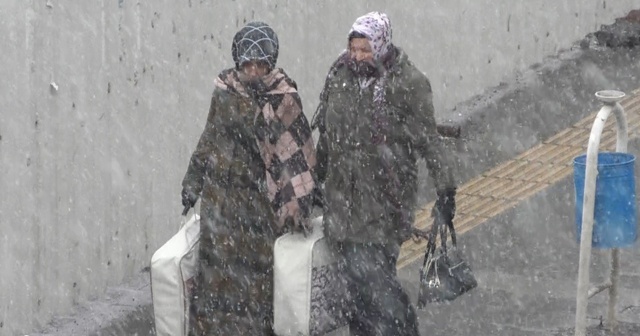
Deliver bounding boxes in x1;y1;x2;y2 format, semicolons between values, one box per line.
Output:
311;12;457;336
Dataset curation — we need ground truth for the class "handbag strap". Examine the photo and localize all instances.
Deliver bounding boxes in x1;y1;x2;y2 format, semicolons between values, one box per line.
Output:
448;214;457;248
421;207;458;275
439;214;448;255
434;207;458;252
420;215;439;275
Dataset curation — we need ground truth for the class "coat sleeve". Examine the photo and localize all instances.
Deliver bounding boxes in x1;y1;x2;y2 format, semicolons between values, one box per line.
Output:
405;71;456;191
311;52;348;186
311;71;334;185
182;94;218;195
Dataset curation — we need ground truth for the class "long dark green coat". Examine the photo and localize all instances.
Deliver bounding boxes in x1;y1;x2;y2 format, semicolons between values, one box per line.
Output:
314;47;455;244
183;66;315;335
182;71;278;335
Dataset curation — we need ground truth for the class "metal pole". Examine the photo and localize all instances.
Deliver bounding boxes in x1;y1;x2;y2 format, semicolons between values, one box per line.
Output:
608;100;627;333
574;105;610;336
613;101;629;153
574;91;627;336
588;282;611;299
608;248;620;331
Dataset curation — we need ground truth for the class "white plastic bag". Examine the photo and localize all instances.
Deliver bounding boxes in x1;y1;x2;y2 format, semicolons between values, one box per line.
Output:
273;216;348;336
151;214;200;336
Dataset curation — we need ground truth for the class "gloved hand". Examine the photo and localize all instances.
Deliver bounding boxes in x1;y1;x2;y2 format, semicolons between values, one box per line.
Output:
283;215;311;237
181;187;199;209
434;187;456;226
311;187;325;210
411;227;430;243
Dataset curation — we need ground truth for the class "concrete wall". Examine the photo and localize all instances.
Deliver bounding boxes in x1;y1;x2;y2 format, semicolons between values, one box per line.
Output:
0;1;634;335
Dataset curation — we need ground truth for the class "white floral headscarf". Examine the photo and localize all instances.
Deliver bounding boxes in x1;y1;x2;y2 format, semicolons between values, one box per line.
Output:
349;11;393;61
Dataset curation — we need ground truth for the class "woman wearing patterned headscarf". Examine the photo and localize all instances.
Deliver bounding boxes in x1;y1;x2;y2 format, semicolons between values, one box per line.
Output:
311;12;457;336
181;21;316;335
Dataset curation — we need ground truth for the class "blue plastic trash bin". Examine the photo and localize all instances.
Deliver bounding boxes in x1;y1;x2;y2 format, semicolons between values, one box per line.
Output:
574;152;637;248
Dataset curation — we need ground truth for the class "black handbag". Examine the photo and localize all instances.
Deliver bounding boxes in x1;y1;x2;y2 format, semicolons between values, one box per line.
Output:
417;209;477;307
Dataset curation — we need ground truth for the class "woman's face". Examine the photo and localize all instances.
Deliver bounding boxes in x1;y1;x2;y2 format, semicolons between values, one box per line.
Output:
349;38;374;63
348;37;377;77
241;60;270;80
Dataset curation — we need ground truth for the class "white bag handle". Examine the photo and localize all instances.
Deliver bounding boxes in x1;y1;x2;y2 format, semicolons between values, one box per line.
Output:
180;206;193;230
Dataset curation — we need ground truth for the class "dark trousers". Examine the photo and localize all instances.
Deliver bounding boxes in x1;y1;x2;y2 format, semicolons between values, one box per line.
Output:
335;241;420;336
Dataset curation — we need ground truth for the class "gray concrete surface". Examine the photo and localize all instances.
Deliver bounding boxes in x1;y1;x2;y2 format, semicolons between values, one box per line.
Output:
400;155;640;335
3;1;638;335
27;24;640;335
29;273;153;336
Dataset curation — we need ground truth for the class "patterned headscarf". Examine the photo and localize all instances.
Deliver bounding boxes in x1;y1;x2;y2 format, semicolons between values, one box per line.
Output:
348;12;393;61
232;22;279;70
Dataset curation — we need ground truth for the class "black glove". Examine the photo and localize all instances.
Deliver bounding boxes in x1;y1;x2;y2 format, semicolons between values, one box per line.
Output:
311;186;325;209
411;227;431;243
181;187;199;209
434;187;456;226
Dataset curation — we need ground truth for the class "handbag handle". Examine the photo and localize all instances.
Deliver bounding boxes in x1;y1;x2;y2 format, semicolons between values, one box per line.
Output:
420;207;458;272
433;207;457;252
420;215;439;273
179;205;192;230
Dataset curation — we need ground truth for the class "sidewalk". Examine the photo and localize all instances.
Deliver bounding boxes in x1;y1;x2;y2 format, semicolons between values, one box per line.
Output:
396;83;640;335
399;149;640;335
